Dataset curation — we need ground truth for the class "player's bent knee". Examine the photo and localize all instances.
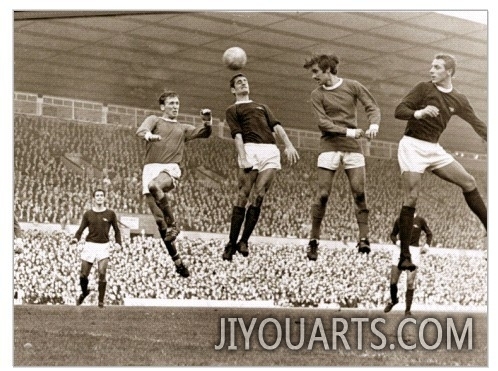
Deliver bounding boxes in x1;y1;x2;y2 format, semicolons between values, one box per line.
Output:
148;181;160;195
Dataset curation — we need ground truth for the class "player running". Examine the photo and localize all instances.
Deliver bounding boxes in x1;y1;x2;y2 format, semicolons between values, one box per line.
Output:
394;53;487;272
136;91;212;277
71;189;121;308
222;73;299;260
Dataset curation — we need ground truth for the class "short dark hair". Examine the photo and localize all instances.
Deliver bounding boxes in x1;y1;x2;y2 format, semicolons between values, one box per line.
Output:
303;54;340;75
158;91;179;106
434;53;456;76
93;188;106;197
229;73;247;88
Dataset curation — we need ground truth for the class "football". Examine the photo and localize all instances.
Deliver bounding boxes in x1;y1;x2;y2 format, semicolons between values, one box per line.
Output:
222;47;247;70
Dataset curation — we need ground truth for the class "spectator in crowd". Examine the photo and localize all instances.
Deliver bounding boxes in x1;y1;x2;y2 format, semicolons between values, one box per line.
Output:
13;114;486;250
13;229;487;309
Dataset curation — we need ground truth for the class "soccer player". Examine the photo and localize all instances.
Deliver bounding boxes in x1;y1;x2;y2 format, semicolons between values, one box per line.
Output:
394;53;487;271
384;213;432;315
71;189;121;308
222;73;299;261
303;54;381;260
136;91;212;277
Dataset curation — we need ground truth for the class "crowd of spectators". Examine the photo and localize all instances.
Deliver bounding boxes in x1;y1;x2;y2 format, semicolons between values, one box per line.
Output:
14;114;487;249
13;230;487;308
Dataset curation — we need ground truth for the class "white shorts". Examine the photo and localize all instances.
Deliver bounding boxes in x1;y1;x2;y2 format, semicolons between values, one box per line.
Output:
81;242;110;263
398;136;454;173
391;246;421;267
238;143;281;172
317;151;365;170
142;163;181;194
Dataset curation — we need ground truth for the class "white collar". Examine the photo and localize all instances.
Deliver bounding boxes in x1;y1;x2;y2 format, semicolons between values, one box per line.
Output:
159;117;178;123
322;78;343;91
235;100;253;104
435;84;453;93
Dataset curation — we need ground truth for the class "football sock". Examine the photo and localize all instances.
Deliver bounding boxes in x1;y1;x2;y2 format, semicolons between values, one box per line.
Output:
157;196;175;225
406;289;414;312
355;208;369;240
165;240;179;259
406;289;415;312
229;206;246;245
240;205;261;242
463;188;487;230
310;203;327;240
80;276;89;294
98;281;106;304
390;283;398;303
399;206;415;257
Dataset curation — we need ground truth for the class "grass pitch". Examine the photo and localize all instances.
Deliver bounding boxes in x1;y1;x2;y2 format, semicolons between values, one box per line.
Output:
14;305;486;366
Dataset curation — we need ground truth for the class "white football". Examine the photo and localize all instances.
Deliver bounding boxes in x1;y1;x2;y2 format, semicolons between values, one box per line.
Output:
223;47;247;70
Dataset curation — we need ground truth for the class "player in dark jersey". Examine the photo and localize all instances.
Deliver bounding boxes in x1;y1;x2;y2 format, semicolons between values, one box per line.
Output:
222;73;299;260
384;213;432;315
303;54;381;260
71;189;122;308
394;54;487;272
136;91;212;277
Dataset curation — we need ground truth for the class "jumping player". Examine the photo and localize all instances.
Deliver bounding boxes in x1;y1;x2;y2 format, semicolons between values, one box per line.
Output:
384;213;432;315
136;91;212;277
394;53;487;271
222;73;299;260
71;189;121;308
303;54;381;260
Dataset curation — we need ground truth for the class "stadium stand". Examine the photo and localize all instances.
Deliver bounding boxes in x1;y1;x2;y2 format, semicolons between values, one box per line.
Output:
14;113;486;249
13;231;487;308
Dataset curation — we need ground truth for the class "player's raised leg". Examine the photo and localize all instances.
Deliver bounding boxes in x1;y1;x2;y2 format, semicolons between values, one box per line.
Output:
145;194;189;277
148;172;179;241
432;161;487;229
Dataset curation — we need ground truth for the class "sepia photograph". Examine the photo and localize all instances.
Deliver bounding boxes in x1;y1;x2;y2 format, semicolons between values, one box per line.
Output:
8;2;492;367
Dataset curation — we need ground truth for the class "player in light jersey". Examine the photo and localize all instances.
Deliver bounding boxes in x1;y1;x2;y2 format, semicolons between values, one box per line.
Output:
222;73;299;260
303;54;381;260
136;91;212;277
72;189;121;308
394;54;487;271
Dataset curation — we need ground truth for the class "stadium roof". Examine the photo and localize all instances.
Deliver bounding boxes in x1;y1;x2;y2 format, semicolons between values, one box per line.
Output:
13;11;487;152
